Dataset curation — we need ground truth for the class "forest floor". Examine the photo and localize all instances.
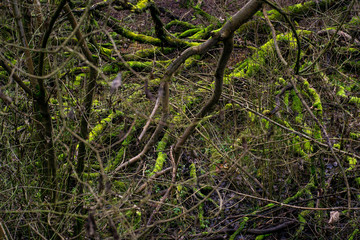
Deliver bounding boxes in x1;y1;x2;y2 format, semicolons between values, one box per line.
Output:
1;0;359;239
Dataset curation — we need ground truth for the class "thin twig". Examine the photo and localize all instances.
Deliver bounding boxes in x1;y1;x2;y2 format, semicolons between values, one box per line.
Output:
138;85;163;141
135;167;172;194
263;0;301;74
114;116;166;171
262;6;288;66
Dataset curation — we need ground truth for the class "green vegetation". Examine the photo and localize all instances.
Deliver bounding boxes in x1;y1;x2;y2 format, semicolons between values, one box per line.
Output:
0;0;359;239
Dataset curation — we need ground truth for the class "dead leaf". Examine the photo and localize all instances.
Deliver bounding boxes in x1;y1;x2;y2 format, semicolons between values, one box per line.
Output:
328;211;340;224
110;73;122;93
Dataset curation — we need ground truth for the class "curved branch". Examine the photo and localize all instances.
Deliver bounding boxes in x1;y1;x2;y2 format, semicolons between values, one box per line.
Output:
262;6;288;66
0;60;32;96
38;0;67;77
173;34;234;159
162;0;263;83
263;0;301;74
113;0;263;171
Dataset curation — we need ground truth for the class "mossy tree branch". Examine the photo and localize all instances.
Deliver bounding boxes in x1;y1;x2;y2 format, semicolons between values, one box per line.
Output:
114;0;263;171
173;34;234;160
169;0;263;160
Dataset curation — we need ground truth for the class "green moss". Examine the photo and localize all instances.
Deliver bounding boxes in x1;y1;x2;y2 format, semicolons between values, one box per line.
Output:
229;217;249;240
261;118;269;129
106;132;134;172
157;133;169;151
355;177;360;186
303;126;313;153
178;28;201;38
248;111;256;122
293;136;309;161
278;77;287;86
16;125;27;132
75;73;86;86
284;91;290;107
333;143;341;149
89;110;123;142
227;30;311;81
336;47;360;55
255;235;271;240
83;172;100;179
262;109;270;115
303;140;312;153
130;0;151;12
0;71;8;80
188;25;214;39
149;133;169;176
124;47;175;60
313;126;322;140
296;209;310;237
199;203;205;228
152;152;167;173
350;132;360;139
113;180;128;191
190;163;196;178
348;229;359;240
124;209;141;230
102;64;119;73
127;60;153;70
184;55;200;69
349;16;360;24
304;81;322;115
223;103;240;111
165;19;196;30
296;78;323;116
295;114;303;124
347;157;357;170
349;97;360;106
291;90;303;123
190;163;197;181
136;0;149;9
98;47;111;57
336;86;346;97
176;184;188;198
110;17;163;45
284;182;315;204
